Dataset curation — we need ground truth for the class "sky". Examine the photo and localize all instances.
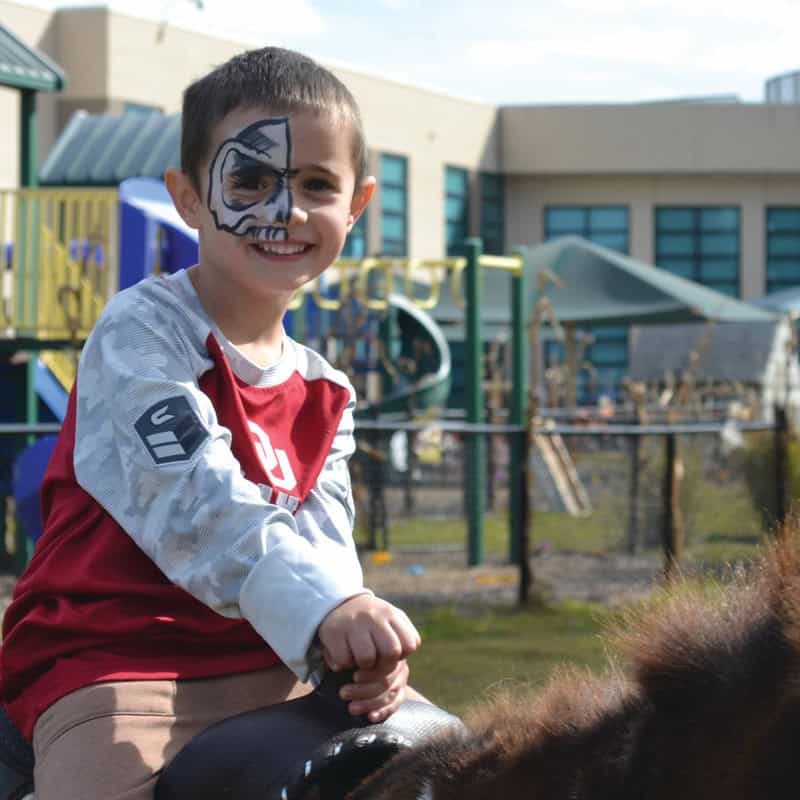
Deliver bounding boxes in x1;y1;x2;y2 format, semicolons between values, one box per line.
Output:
29;0;800;105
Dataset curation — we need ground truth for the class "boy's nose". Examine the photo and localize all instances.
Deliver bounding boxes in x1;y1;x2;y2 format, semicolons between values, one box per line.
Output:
288;204;309;226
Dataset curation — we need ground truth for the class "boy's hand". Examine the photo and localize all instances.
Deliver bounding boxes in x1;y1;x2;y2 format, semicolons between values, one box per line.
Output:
339;659;410;722
317;594;421;719
318;594;420;672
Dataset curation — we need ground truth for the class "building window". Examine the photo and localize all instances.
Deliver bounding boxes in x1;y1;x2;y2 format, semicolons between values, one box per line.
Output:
543;206;630;402
545;206;629;253
445;166;469;257
480;173;504;256
380;154;407;256
655;206;740;297
341;211;367;259
766;207;800;294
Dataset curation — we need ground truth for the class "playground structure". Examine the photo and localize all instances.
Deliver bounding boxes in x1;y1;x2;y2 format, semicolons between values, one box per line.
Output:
0;178;533;573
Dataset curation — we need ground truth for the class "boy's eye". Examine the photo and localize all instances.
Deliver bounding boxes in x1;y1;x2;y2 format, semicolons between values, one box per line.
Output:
230;172;278;193
303;176;336;192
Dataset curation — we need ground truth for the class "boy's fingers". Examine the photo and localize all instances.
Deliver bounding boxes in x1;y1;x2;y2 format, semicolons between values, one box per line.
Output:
368;624;404;664
389;614;422;656
349;685;406;722
322;643;353;672
348;628;378;669
343;667;400;699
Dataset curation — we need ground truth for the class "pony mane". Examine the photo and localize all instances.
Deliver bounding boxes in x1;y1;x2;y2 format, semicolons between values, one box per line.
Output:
615;547;794;709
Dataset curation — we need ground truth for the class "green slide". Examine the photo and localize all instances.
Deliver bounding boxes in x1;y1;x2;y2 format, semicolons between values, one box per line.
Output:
357;294;452;417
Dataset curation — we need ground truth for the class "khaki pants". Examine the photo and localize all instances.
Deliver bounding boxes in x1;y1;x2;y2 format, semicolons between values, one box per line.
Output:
32;666;312;800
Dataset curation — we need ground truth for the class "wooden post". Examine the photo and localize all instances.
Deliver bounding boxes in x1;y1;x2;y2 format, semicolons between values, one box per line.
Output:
661;433;684;579
626;434;641;554
564;321;577;409
774;404;789;535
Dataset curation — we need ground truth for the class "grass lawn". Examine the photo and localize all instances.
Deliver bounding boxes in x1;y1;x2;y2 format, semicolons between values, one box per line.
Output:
405;601;614;717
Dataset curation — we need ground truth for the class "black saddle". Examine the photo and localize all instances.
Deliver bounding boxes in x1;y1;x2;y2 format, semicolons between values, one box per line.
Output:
156;669;463;799
0;671;462;800
0;703;33;800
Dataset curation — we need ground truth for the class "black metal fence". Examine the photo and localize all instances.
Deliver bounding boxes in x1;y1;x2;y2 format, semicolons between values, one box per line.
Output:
0;412;791;609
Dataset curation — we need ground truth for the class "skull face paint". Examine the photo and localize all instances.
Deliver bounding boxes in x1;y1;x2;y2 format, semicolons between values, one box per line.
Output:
207;118;293;242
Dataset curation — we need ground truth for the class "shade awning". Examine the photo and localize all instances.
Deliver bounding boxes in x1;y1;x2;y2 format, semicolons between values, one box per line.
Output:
0;25;65;93
433;235;777;330
526;236;777;325
753;285;800;315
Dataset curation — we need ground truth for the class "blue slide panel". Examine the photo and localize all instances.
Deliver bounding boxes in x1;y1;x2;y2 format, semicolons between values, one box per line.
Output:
119;177;200;288
33;358;68;421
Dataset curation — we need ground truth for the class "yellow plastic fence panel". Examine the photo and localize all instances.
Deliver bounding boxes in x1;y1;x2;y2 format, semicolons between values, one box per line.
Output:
0;188;119;340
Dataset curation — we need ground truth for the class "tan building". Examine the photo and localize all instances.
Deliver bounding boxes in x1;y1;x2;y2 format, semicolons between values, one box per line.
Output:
3;0;800;392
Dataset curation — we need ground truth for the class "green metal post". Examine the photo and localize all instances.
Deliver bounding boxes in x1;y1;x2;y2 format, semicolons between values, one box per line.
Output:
21;91;39;446
20;90;38;188
509;247;528;563
464;238;485;566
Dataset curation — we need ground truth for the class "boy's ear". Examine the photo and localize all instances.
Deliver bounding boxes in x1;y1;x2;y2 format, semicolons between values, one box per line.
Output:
164;168;204;230
347;176;376;232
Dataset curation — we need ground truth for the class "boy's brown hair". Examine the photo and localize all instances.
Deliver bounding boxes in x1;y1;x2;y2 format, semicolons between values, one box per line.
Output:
181;46;367;193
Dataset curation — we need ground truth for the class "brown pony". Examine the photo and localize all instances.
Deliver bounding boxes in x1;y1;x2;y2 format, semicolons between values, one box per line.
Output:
349;534;800;800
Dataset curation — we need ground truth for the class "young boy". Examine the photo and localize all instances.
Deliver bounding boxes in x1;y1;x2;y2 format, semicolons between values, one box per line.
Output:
0;46;421;800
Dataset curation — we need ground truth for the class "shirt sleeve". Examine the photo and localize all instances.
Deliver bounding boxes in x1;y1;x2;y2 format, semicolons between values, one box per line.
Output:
239;385;372;674
73;291;367;680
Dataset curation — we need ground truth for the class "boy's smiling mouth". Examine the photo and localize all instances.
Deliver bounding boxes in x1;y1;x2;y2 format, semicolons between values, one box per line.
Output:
249;241;312;257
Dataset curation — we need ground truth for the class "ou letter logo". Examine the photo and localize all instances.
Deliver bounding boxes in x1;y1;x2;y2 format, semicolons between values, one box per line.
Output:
248;421;297;491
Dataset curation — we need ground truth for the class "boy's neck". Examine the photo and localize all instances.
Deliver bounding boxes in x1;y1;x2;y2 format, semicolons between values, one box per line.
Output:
187;265;287;368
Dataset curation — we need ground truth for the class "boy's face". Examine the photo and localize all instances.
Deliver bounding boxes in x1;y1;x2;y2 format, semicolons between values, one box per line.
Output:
176;105;373;299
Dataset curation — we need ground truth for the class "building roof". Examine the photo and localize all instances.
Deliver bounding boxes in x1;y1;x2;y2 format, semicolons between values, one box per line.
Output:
0;25;65;92
39;110;180;186
627;321;782;384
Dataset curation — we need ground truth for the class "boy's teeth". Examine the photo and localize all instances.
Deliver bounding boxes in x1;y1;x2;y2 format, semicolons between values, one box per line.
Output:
256;243;306;255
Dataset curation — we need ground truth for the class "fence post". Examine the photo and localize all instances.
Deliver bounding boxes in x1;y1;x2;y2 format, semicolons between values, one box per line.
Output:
774;403;789;534
509;247;528;565
464;238;485;566
517;426;533;605
626;434;641;554
661;433;684;579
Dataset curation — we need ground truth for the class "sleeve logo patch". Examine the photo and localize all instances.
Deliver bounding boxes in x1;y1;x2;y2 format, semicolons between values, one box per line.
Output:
134;396;209;464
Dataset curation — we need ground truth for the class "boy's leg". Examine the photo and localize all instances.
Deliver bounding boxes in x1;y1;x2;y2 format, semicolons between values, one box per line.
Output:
32;665;312;800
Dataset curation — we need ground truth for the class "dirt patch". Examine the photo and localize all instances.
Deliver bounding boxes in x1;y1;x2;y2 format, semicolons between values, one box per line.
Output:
361;548;665;609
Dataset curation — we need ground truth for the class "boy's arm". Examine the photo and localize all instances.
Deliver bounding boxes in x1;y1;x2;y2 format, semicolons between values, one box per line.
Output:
73;294;367;681
239;383;371;675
